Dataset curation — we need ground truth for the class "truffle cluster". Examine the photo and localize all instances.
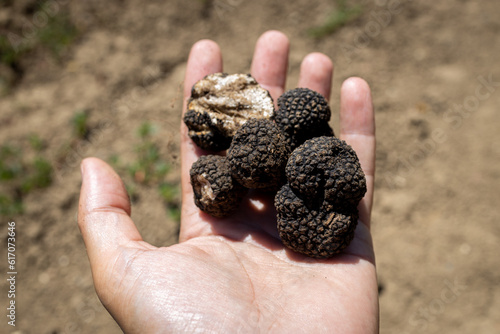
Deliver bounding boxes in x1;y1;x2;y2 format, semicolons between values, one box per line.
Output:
184;73;366;258
188;118;289;218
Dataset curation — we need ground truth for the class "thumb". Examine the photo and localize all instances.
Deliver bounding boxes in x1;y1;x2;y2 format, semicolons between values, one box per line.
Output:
78;158;143;281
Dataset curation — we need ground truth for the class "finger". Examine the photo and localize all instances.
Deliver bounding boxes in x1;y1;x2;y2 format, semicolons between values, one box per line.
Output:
250;30;290;102
297;52;334;101
180;40;223;241
339;77;375;227
182;40;223;100
78;158;144;270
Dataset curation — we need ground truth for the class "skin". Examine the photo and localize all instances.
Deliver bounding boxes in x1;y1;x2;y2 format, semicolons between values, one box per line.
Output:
78;30;377;333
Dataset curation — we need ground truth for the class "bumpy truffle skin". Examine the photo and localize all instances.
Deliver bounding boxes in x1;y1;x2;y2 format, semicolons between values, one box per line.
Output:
275;184;358;258
184;73;275;151
183;109;232;151
275;136;366;258
190;155;247;217
286;136;367;208
227;119;288;190
275;88;334;150
284;122;334;152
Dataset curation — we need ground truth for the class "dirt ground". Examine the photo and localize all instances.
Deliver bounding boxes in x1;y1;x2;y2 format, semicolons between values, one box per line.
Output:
1;0;499;333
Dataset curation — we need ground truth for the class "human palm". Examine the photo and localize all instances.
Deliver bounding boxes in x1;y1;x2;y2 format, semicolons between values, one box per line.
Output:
78;31;378;333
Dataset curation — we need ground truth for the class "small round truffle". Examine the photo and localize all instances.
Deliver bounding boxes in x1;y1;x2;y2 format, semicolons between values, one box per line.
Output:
227;119;288;190
275;184;358;258
190;155;247;217
286;136;366;208
184;73;275;151
275;88;334;150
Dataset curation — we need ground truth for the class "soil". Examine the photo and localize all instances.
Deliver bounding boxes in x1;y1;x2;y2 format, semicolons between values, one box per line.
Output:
1;0;499;333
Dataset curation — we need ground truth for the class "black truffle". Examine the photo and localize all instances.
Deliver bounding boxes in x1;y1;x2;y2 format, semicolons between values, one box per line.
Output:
184;73;275;151
190;155;247;217
285;122;334;152
274;88;334;150
275;136;367;258
227;119;288;190
286;136;366;209
184;109;232;151
275;184;359;258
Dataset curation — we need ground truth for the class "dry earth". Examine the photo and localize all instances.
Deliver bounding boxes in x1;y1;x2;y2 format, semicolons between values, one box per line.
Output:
1;0;499;333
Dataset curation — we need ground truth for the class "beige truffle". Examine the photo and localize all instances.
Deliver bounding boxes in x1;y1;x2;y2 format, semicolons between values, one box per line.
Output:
184;73;275;151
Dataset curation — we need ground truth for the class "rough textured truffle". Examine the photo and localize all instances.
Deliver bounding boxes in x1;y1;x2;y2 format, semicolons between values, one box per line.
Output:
286;136;366;209
190;155;247;217
275;88;334;150
227;119;288;190
275;184;358;258
275;136;366;258
183;109;231;151
184;73;275;151
285;122;334;152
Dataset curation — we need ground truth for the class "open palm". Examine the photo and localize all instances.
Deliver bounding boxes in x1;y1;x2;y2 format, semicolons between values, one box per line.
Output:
78;31;378;333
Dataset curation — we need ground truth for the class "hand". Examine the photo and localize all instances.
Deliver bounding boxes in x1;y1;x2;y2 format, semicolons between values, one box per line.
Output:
78;30;377;333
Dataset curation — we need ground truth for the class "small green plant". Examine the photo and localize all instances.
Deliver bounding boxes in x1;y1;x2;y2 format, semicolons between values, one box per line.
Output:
0;194;23;216
20;157;53;193
54;110;92;168
0;138;53;217
72;110;90;139
111;122;181;222
0;144;21;181
308;0;363;38
37;12;78;58
0;36;22;67
0;35;22;95
109;154;120;167
128;122;170;185
29;133;46;152
159;182;181;221
138;121;155;139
